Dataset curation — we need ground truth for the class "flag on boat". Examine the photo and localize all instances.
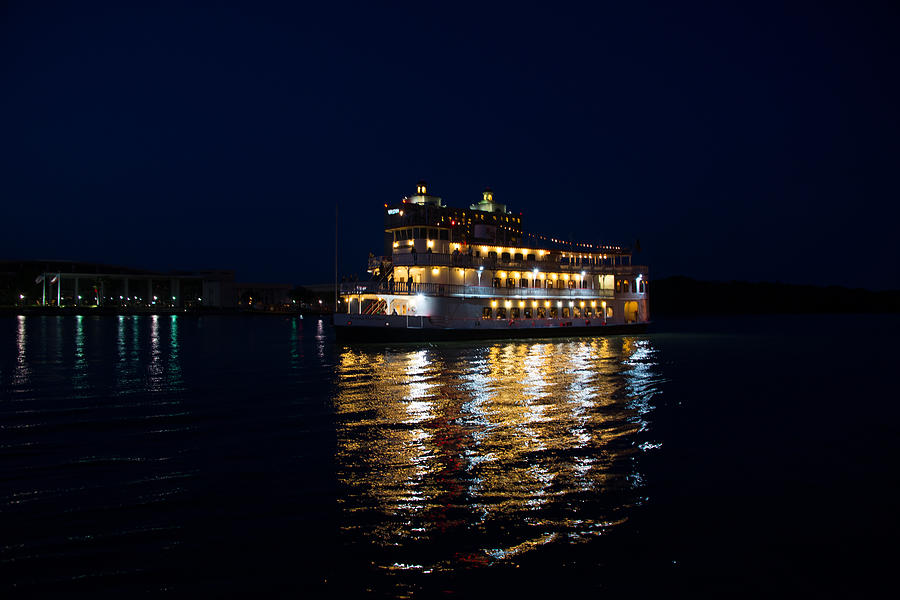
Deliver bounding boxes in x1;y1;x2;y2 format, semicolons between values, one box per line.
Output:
49;275;58;284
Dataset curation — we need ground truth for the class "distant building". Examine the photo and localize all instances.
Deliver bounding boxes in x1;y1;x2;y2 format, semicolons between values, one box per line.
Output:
0;260;292;310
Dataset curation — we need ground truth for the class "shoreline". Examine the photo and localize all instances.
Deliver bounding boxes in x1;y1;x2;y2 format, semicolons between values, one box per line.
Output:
0;306;318;317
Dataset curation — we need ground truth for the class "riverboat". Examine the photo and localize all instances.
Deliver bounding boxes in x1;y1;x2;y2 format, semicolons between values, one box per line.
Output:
334;182;649;341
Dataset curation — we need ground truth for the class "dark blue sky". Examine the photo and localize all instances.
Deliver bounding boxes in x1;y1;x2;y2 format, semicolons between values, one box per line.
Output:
3;1;898;288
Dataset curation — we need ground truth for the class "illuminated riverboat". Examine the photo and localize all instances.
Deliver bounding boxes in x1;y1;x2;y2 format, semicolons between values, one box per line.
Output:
334;182;649;341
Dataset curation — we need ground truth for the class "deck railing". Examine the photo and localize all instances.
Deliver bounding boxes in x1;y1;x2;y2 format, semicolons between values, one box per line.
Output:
389;252;647;275
340;281;616;299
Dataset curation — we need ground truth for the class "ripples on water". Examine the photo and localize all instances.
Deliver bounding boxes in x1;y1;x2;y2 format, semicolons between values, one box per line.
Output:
0;315;662;595
335;337;663;587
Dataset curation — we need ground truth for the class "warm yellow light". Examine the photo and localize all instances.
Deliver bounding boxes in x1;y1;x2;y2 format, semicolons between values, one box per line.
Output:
591;300;596;307
491;300;498;308
499;271;507;278
393;241;399;248
539;273;545;279
505;300;512;308
432;268;439;275
580;301;585;307
407;240;413;246
551;273;557;280
427;240;434;248
562;274;569;281
532;301;538;307
545;300;551;307
601;301;607;307
481;246;489;253
518;301;525;308
511;272;520;279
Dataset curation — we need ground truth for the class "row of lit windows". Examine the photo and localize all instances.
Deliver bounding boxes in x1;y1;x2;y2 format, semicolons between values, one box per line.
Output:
483;301;613;320
393;228;450;241
616;279;646;294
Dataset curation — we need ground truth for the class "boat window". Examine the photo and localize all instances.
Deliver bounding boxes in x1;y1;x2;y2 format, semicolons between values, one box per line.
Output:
568;280;576;289
514;253;523;261
501;252;511;262
615;279;622;293
562;307;570;318
519;279;528;288
488;251;497;259
527;254;536;262
606;306;613;318
640;280;646;293
550;307;558;318
632;279;637;293
482;307;492;319
414;227;423;239
496;307;506;319
427;228;436;240
439;229;449;240
622;279;629;293
511;307;520;319
492;277;500;288
524;307;533;319
581;279;588;289
397;229;407;241
506;278;514;288
537;307;546;318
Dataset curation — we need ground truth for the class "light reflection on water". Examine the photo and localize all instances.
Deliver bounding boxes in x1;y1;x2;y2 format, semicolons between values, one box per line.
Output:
334;336;663;574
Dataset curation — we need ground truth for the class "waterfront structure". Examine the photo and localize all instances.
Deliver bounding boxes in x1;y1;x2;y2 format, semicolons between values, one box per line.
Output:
335;182;649;340
0;260;292;311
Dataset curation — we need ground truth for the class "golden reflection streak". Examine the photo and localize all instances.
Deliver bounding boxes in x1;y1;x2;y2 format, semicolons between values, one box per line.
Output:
334;336;662;572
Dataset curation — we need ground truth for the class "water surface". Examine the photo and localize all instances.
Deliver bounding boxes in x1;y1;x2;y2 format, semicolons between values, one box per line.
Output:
1;314;897;596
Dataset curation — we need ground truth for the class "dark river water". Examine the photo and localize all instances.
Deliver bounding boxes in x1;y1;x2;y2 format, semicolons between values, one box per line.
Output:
1;314;897;597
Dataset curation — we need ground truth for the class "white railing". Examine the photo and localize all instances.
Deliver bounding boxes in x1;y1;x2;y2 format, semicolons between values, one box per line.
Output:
340;281;615;299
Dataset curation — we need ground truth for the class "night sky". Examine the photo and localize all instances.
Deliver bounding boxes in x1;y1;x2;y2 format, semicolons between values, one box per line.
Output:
3;1;898;288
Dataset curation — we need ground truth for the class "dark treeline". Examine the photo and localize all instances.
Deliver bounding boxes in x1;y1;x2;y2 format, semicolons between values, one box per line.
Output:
651;276;900;316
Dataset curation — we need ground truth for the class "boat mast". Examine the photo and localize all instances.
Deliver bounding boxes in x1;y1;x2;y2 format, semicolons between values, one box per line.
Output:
334;203;338;312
